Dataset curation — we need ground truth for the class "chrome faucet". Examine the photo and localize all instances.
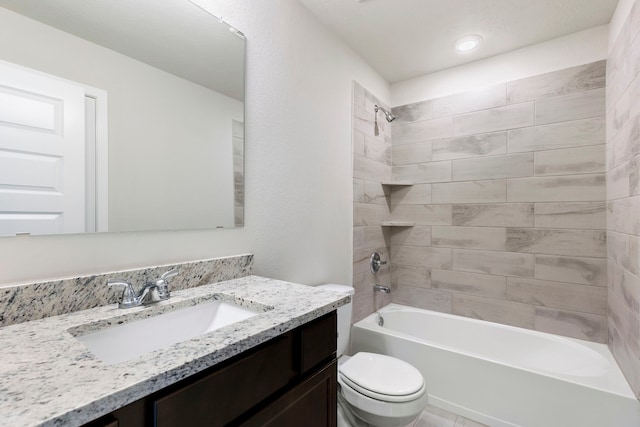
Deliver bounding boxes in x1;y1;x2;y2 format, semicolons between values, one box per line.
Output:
373;284;391;294
108;268;179;309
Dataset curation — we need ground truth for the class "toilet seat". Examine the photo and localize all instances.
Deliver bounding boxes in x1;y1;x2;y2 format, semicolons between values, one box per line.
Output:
339;373;426;403
339;352;425;403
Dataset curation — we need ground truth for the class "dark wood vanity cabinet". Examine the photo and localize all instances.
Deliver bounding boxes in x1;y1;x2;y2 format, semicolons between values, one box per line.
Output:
84;311;337;427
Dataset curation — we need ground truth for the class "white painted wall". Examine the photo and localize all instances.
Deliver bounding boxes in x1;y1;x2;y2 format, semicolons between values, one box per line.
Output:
391;25;609;106
0;0;389;286
0;7;242;232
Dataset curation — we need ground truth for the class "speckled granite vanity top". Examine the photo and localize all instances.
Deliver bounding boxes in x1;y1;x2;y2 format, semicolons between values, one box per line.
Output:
0;276;349;427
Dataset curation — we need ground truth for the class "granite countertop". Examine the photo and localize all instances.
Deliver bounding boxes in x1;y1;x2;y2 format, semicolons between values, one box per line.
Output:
0;276;349;427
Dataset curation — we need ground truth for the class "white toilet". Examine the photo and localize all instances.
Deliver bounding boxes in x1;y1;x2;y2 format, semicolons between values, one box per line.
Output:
318;284;428;427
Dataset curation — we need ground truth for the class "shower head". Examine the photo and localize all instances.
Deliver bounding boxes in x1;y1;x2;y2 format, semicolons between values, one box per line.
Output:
374;104;396;122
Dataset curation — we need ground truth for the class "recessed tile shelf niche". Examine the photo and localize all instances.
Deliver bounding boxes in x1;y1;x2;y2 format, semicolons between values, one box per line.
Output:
381;181;415;227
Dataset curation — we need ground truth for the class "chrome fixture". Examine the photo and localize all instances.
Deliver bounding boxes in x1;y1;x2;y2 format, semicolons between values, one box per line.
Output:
374;284;391;294
370;252;388;274
375;104;396;123
373;104;396;136
108;268;179;309
376;313;384;327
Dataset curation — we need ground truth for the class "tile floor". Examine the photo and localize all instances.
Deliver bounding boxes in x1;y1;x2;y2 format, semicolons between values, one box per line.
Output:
409;405;488;427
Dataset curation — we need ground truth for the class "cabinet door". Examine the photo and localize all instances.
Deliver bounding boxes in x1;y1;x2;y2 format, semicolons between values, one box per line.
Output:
154;333;295;427
241;360;337;427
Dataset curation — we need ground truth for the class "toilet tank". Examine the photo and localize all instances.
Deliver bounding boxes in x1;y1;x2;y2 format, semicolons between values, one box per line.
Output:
316;284;354;357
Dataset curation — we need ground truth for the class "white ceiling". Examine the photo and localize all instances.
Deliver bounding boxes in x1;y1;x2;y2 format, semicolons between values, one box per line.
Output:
0;0;245;100
299;0;619;83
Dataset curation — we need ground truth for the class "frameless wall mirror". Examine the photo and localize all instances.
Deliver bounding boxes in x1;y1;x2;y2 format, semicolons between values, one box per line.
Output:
0;0;245;236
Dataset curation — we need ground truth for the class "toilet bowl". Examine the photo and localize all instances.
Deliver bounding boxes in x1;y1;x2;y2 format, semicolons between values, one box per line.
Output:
317;284;428;427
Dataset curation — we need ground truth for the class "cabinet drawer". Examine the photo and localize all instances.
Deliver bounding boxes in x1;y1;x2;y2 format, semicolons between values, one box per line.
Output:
300;312;336;374
154;332;295;427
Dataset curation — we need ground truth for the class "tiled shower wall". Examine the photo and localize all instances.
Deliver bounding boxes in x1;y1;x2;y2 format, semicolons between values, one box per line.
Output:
352;82;392;322
607;1;640;398
387;61;608;343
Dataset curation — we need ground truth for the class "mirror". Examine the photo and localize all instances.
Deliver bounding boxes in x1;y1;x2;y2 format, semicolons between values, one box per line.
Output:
0;0;245;236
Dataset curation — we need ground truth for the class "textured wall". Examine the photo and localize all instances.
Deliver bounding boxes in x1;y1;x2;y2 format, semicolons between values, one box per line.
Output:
387;61;608;342
352;82;392;322
607;0;640;399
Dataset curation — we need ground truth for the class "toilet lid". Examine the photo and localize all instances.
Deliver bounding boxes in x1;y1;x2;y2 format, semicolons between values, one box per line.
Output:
339;352;425;401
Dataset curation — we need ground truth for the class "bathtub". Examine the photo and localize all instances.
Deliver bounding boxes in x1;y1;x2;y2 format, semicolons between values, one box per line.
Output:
351;304;640;427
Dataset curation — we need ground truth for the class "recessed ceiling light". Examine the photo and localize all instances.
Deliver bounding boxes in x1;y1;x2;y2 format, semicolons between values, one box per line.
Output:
454;35;483;52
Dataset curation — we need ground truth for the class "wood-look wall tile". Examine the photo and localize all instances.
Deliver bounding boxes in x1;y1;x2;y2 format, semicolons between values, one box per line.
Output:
392;141;432;165
392;116;453;145
389;226;432;246
391;265;431;288
431;269;506;299
606;162;631;201
353;154;391;182
507;61;606;104
433;180;507;204
392;161;452;183
607;197;640;235
432;226;506;251
534;202;606;230
391;285;452;313
391;204;452;225
354;106;388;140
534;307;607;342
391;100;432;124
507;174;605;202
535;254;607;286
353;130;365;156
353;227;365;252
353;179;365;203
353;203;389;226
607;232;639;276
452;294;535;328
432;132;507;161
361;181;387;205
453;102;534;136
612;114;640;168
506;228;606;258
609;319;640;399
453;203;534;227
534;145;605;176
608;290;640;355
363;134;392;163
390;184;432;205
362;226;387;250
535;88;605;125
452;153;533;181
391;245;452;269
608;261;640;314
452;249;534;277
431;84;506;118
507;117;605;153
506;277;607;315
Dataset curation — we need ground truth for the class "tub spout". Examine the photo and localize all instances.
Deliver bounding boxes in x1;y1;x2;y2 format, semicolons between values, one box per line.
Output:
374;284;391;294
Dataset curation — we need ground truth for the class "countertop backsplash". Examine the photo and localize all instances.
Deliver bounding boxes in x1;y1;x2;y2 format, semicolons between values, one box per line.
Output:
0;254;253;327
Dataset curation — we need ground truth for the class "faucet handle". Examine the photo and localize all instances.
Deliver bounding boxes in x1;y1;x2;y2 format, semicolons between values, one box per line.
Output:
154;267;179;300
160;267;179;281
108;280;137;309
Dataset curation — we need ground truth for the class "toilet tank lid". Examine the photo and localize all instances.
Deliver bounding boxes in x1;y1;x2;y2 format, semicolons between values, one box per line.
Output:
317;284;354;295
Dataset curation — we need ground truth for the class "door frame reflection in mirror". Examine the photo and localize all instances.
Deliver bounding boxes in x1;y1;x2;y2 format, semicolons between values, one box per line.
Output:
0;0;245;236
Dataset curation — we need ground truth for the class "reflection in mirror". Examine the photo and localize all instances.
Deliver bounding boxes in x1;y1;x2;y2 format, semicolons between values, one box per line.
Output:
0;0;245;236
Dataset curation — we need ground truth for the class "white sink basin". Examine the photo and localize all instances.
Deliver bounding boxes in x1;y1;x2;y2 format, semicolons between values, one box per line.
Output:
75;300;259;365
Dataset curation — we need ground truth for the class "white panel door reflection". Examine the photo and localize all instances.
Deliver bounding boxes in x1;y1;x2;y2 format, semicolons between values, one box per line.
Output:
0;60;85;235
